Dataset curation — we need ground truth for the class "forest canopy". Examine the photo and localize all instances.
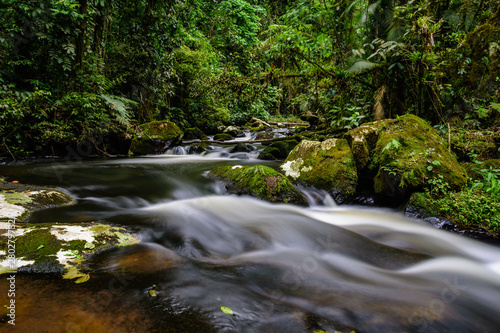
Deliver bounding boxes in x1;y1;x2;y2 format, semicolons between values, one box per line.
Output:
1;0;499;157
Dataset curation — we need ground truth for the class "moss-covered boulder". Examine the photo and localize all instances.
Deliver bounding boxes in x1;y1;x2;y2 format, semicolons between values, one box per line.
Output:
207;165;307;206
188;142;210;154
258;139;300;160
214;133;234;141
130;121;183;155
346;114;467;197
183;127;208;141
230;143;253;153
280;139;358;197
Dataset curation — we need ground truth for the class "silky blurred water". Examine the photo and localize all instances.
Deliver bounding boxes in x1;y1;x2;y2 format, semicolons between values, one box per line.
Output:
1;154;500;332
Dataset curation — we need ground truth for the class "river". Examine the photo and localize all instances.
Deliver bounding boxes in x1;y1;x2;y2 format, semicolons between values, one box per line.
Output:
1;145;500;332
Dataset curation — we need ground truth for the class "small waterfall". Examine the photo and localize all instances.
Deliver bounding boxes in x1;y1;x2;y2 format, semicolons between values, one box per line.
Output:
167;146;187;155
297;185;337;207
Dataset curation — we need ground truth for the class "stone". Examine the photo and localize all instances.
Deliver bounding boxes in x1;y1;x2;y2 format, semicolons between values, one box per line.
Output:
214;133;234;141
130;121;183;155
280;139;358;197
258;139;300;160
207;165;307;206
346;114;467;197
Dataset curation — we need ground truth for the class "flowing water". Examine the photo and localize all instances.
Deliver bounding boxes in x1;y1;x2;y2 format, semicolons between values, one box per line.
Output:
1;148;500;332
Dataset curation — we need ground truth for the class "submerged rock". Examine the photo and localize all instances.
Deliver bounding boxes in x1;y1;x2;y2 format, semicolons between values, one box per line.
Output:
207;165;307;206
346;114;467;197
280;139;358;197
130;121;183;155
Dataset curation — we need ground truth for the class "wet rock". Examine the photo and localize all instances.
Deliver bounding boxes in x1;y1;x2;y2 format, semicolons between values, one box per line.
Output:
258;139;300;160
183;127;208;141
207;165;308;206
0;221;140;277
0;183;75;221
223;126;241;137
280;139;358;197
188;142;210;155
230;143;253;153
231;153;250;160
214;133;233;141
300;114;322;126
255;129;274;140
130;121;183;155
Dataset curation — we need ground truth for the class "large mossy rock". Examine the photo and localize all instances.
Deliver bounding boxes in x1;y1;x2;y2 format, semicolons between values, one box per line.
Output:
258;139;300;160
130;121;183;155
280;139;358;197
183;127;208;141
346;114;467;196
208;165;307;206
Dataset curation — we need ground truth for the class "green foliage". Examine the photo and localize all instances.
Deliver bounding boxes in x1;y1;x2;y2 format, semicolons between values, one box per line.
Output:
342;107;366;130
381;139;401;153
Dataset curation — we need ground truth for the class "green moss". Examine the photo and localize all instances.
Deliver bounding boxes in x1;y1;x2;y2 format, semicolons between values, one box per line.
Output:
350;114;467;196
208;165;307;206
130;120;183;155
449;127;498;161
63;239;87;252
214;133;233;141
409;191;500;236
281;139;358;196
14;229;62;261
183;127;208;141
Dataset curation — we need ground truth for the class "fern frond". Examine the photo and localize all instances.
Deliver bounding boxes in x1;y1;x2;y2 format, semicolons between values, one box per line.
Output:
102;94;137;126
348;60;381;74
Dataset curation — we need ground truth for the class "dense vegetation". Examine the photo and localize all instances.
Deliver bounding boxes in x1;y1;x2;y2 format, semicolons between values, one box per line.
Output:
1;0;499;157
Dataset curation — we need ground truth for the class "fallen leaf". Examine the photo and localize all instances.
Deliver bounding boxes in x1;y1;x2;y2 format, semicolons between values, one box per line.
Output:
221;306;234;315
75;274;90;284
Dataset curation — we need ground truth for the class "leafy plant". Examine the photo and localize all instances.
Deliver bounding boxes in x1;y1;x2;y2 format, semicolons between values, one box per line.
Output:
382;139;402;153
